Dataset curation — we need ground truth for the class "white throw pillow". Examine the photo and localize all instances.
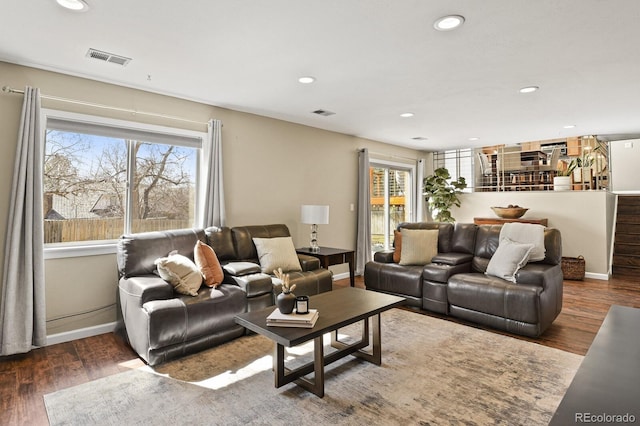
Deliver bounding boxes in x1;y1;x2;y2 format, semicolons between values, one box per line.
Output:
499;223;546;262
485;238;534;283
155;253;203;296
252;236;302;274
398;228;439;266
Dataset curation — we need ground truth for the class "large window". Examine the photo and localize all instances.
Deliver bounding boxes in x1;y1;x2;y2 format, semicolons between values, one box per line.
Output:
42;111;204;250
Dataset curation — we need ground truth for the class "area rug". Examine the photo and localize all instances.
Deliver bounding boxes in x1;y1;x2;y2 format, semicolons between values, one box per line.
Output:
44;309;582;425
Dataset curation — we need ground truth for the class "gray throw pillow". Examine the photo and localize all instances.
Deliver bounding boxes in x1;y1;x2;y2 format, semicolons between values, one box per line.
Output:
485;238;534;282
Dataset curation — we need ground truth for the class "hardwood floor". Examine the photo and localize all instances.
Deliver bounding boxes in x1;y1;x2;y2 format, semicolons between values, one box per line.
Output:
1;276;639;425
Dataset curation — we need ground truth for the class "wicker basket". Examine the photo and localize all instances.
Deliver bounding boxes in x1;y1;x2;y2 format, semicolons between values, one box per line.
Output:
561;256;585;280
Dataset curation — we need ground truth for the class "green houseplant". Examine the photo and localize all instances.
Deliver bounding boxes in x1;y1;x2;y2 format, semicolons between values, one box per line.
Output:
556;158;579;177
423;168;467;223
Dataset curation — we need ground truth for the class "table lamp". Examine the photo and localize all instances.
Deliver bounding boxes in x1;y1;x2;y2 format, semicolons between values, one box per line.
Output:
301;205;329;253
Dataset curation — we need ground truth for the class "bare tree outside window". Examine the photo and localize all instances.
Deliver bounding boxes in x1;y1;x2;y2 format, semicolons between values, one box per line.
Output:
43;130;198;244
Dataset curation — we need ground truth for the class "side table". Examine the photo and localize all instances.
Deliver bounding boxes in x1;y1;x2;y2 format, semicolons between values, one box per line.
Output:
296;247;355;287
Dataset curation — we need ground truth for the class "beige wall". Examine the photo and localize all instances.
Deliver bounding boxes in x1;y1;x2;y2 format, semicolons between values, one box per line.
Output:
0;62;423;335
0;61;619;338
453;191;616;277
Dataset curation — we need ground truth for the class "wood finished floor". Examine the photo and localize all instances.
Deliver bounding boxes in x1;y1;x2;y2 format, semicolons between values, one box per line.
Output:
1;275;639;425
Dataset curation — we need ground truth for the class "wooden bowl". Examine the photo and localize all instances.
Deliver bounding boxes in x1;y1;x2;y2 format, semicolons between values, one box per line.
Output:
491;206;528;219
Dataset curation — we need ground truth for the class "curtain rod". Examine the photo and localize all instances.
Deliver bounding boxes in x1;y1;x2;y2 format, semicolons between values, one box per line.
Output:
2;85;210;127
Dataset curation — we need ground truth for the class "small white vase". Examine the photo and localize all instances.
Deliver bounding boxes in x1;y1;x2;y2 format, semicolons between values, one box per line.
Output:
553;176;571;191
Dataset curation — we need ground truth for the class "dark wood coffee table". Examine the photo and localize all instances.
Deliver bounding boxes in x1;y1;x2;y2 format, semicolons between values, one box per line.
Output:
234;287;405;397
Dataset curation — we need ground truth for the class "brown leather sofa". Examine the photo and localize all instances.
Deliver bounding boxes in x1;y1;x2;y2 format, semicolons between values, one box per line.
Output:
117;224;332;365
364;222;563;337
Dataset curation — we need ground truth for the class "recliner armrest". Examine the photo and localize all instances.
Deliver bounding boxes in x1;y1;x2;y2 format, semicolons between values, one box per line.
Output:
516;263;559;289
431;252;474;266
373;250;395;263
119;275;174;307
298;254;321;271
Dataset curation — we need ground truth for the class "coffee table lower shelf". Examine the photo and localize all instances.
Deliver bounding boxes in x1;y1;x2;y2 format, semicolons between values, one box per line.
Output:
234;287;405;397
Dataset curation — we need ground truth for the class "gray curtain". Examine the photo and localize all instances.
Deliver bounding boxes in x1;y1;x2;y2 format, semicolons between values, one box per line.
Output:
417;158;427;221
356;148;372;275
201;119;226;227
0;86;46;355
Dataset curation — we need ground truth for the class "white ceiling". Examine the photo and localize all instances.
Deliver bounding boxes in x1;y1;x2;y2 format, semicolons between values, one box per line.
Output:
2;0;640;151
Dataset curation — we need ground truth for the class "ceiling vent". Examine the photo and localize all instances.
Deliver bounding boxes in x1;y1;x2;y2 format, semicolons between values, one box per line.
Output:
412;136;428;141
86;48;132;66
312;109;335;117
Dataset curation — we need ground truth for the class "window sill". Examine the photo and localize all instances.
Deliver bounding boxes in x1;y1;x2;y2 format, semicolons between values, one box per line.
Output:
44;242;117;260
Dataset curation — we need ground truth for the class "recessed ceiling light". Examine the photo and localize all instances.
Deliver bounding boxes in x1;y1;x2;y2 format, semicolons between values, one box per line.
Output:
519;86;539;94
469;137;479;141
563;124;576;129
433;15;465;31
412;136;428;141
298;76;316;84
400;112;414;118
56;0;89;11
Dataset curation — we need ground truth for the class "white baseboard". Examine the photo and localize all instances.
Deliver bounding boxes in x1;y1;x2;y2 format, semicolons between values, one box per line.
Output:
332;272;352;281
585;272;609;280
46;321;118;346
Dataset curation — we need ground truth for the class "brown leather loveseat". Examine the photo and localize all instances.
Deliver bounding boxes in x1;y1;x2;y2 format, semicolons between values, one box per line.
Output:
364;222;563;337
117;224;332;365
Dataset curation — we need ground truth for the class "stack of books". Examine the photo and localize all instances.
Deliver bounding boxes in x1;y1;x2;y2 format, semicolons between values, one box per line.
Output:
266;308;319;328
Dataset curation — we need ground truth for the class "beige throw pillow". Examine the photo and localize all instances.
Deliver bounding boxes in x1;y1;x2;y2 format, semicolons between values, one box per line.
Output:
155;254;203;296
252;236;302;273
399;229;439;266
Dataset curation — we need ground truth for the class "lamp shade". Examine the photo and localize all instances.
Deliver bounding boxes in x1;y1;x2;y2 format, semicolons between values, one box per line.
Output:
301;205;329;225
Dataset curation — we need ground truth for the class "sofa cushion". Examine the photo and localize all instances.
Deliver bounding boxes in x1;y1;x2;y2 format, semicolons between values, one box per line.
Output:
485;238;534;282
230;273;273;298
232;224;291;261
222;261;262;276
142;284;246;350
194;241;224;288
398;222;454;253
204;226;237;261
399;229;438;266
117;228;206;278
154;253;203;296
447;273;541;324
253;236;302;273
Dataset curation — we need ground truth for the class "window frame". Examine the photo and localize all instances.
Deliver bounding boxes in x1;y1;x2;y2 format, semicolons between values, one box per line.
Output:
41;109;207;259
369;158;417;252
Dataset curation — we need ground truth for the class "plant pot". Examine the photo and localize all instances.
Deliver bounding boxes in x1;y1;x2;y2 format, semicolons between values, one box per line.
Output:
553;176;571;191
276;291;296;314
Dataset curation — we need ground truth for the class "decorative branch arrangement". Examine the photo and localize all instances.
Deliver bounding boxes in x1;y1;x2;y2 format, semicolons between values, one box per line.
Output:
274;268;296;294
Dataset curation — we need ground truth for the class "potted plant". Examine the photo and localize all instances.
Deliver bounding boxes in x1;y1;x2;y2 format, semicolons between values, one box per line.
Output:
554;159;578;191
274;268;296;314
423;168;467;223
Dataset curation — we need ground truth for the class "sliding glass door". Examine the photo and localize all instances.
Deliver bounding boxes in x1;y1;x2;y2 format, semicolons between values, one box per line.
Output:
370;161;415;253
